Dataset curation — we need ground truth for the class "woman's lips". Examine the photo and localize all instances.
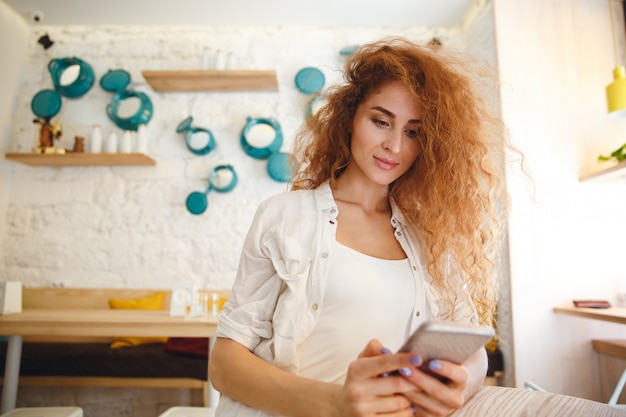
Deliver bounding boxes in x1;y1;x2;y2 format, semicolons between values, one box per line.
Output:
374;156;399;170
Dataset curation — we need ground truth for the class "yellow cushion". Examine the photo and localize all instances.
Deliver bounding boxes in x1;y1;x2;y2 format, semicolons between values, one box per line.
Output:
108;291;167;349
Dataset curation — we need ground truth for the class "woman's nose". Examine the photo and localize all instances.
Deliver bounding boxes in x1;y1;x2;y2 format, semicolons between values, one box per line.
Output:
383;129;402;153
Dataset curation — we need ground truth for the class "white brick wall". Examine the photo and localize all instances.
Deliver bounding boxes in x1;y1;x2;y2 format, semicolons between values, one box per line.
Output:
4;25;463;292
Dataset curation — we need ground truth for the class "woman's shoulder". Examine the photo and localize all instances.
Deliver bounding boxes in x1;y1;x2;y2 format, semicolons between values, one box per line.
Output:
260;183;333;212
254;188;318;220
261;188;315;207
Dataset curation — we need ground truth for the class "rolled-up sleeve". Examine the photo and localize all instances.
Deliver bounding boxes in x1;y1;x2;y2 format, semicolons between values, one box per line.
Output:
216;200;284;351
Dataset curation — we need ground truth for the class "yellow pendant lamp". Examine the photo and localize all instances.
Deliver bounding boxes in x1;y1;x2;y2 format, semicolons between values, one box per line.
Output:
606;0;626;117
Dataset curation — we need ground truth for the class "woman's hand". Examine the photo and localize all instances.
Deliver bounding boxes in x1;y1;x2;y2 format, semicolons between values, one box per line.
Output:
335;339;423;416
399;359;469;417
338;340;486;417
399;347;487;417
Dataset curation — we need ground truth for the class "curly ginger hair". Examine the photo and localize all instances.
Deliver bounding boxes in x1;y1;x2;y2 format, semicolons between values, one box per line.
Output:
290;37;511;327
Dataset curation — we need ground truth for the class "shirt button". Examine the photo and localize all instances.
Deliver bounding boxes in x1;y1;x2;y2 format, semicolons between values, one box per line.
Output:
312;303;319;311
415;311;421;317
330;208;337;214
321;252;328;258
412;265;417;271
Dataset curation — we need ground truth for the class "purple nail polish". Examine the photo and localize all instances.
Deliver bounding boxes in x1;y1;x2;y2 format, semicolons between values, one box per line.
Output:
380;347;392;354
399;367;413;376
429;360;442;371
410;355;422;366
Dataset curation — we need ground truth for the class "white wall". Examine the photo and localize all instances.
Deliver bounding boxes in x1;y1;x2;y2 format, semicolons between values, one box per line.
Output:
0;2;28;265
495;0;626;400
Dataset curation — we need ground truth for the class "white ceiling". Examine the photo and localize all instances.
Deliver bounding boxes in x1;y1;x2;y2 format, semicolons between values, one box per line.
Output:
4;0;476;27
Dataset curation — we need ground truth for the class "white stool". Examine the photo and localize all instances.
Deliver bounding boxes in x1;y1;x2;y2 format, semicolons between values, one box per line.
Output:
157;407;214;417
0;407;83;417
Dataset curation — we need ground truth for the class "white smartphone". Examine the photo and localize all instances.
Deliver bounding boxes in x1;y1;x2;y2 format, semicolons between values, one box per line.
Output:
397;320;495;382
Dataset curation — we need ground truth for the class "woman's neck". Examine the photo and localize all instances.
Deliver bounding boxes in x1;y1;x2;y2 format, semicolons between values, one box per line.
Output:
333;172;390;214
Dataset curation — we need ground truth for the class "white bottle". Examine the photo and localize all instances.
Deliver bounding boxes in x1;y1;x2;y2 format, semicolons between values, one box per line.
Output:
225;52;236;70
120;131;132;153
214;49;226;70
90;125;102;153
137;125;149;154
201;47;212;70
105;131;118;153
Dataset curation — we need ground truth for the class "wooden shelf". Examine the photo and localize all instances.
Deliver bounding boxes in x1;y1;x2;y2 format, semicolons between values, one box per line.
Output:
580;159;626;182
5;153;156;167
141;69;278;92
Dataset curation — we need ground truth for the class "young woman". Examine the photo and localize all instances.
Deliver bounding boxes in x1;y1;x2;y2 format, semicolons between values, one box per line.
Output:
209;37;510;417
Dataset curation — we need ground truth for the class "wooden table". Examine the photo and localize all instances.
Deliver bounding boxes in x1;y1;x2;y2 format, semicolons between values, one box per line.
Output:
553;305;626;325
0;309;219;413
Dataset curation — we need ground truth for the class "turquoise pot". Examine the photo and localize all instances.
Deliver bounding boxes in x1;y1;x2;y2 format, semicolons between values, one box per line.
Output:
106;90;153;131
240;117;283;160
48;57;95;98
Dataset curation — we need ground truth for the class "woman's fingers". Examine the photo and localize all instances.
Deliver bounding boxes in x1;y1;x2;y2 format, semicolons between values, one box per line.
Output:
401;361;469;416
337;340;430;416
341;389;414;416
357;339;386;359
422;359;468;388
349;340;424;383
339;371;416;416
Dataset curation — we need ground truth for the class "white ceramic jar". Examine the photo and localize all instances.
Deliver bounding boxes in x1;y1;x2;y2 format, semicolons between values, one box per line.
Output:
201;47;212;70
120;131;132;153
90;125;102;153
214;49;226;70
137;125;149;153
105;131;118;153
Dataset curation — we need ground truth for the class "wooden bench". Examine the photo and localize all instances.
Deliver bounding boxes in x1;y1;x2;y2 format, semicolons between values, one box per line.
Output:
593;339;626;405
0;287;228;406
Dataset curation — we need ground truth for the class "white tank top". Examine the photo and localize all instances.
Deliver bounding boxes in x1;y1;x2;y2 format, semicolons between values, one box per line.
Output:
296;240;416;384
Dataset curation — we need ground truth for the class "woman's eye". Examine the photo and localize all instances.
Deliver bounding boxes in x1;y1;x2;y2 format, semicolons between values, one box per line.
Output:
373;118;389;128
405;129;419;138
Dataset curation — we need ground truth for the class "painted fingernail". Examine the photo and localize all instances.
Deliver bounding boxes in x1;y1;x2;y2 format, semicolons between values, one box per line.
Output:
429;360;442;371
398;367;413;376
412;404;417;413
380;347;392;354
410;355;422;366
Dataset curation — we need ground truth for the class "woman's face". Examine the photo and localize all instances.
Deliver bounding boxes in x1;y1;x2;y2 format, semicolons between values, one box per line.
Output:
347;80;423;187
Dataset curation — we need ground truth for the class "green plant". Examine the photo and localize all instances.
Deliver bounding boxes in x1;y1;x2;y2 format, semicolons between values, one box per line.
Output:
598;143;626;162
